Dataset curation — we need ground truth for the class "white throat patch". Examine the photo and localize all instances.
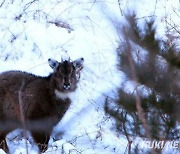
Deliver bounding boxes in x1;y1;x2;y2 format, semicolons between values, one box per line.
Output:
55;89;74;100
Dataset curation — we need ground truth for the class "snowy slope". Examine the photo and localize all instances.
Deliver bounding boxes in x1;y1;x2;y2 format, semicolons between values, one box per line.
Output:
0;0;179;154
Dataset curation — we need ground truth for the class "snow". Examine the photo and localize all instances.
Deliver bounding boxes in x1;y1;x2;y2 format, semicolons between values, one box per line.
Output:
0;0;179;153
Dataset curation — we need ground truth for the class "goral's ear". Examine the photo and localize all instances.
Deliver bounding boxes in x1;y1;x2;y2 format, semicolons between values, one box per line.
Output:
48;58;59;70
73;57;84;72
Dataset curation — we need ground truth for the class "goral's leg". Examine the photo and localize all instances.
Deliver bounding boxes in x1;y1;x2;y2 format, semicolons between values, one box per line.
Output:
31;131;50;153
0;133;9;153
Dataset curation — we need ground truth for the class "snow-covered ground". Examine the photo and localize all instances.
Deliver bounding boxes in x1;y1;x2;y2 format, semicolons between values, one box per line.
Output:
0;0;179;153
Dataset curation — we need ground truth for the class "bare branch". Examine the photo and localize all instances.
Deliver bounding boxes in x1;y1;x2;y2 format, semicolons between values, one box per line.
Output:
0;0;5;7
122;112;132;154
18;81;29;154
122;27;152;138
23;0;39;11
118;0;123;16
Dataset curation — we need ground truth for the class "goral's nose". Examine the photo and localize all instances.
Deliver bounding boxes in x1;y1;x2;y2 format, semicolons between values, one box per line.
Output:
63;83;70;90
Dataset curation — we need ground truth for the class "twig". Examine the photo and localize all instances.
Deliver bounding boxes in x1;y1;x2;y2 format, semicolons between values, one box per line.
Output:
153;0;158;15
48;20;73;33
89;0;97;11
165;19;180;35
0;0;5;7
23;0;39;11
84;129;95;149
135;15;156;20
118;0;123;16
122;112;132;154
18;81;29;154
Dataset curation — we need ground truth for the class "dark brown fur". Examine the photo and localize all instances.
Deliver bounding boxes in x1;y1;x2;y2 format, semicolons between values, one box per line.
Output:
0;58;84;153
